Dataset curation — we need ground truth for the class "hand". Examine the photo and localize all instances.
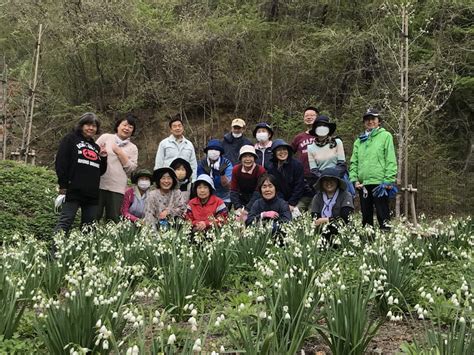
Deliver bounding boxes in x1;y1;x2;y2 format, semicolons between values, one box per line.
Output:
219;161;230;175
59;188;67;195
386;184;393;190
261;211;279;219
99;143;108;157
289;205;295;212
194;221;207;231
314;217;329;226
159;209;169;220
111;143;122;155
355;181;363;190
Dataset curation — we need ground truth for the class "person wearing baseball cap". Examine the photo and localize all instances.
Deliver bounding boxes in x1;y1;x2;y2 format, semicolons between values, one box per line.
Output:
349;108;397;231
222;118;252;165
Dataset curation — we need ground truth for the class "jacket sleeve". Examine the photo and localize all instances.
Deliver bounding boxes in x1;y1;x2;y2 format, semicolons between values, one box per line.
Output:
189;144;198;182
278;200;292;222
154;141;165;170
349;139;360;182
310;194;321;218
144;194;157;227
170;190;187;217
383;133;398;183
100;156;108;176
230;166;243;209
288;161;305;206
307;144;318;170
185;203;196;225
55;135;72;189
245;190;261;210
120;188;138;222
245;200;262;226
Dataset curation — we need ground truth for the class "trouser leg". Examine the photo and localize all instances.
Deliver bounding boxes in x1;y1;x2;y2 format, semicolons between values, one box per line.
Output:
54;200;80;234
296;195;313;212
97;189;107;220
359;186;374;227
374;194;391;230
105;191;124;222
80;203;99;229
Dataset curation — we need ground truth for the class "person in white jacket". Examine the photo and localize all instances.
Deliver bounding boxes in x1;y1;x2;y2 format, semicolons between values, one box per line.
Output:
154;116;197;181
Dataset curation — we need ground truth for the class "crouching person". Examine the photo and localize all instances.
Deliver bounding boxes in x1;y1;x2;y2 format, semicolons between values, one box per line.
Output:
310;168;354;245
120;169;153;223
246;174;292;244
186;174;228;236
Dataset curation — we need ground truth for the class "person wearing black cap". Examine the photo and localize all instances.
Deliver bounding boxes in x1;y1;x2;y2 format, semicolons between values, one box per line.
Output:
267;139;307;216
311;168;354;244
54;112;108;234
349;109;397;231
253;122;274;171
170;158;193;202
197;139;233;207
120;169;153;222
144;167;186;229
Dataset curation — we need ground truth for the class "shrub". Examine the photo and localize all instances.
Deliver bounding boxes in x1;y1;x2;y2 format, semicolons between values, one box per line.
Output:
0;160;57;239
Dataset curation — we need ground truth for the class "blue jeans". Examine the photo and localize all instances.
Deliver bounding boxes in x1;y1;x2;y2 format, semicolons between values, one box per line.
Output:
54;200;98;234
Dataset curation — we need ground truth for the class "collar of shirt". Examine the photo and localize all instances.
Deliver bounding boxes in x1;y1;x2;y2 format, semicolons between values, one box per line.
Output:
241;163;256;174
255;141;272;149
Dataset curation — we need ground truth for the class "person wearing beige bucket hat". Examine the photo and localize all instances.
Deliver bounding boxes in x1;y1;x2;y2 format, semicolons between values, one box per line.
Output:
229;145;267;218
222;118;252;165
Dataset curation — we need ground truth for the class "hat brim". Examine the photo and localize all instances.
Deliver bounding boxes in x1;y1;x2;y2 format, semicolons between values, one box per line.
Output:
131;170;153;184
204;146;225;153
314;175;346;191
252;126;274;138
239;152;258;161
363;113;380;120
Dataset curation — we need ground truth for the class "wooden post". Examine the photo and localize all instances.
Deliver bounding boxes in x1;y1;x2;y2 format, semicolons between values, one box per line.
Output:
408;184;417;226
403;11;409;218
23;24;43;164
1;59;7;160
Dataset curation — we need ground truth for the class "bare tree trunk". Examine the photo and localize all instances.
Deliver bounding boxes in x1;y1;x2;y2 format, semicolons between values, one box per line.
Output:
1;60;7;160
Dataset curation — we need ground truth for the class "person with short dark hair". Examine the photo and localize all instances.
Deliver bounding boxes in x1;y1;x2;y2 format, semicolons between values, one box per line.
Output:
54;112;108;234
349;109;398;231
96;114;139;222
170;158;193;202
253;122;274;171
222;118;252;165
245;174;292;235
144;167;187;229
154;116;197;181
291;106;319;175
185;174;228;233
120;169;153;222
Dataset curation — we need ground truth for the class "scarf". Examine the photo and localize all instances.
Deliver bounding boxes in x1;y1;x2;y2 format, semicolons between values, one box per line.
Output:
321;189;340;218
358;128;378;143
207;157;220;177
314;136;337;148
129;186;148;218
115;135;130;147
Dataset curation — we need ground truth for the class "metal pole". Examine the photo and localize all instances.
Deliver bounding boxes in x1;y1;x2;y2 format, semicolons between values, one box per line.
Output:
24;24;43;163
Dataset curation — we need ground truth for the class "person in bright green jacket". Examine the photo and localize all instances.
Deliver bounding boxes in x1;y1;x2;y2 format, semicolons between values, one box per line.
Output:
349;109;397;230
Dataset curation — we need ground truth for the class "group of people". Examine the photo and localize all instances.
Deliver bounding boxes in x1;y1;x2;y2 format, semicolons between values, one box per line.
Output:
54;106;397;240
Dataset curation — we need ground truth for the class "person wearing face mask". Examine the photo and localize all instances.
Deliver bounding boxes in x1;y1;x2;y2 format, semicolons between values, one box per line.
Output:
253;122;274;171
349;109;397;231
197;139;233;208
222;118;252;165
96;114;139;222
120;169;153;222
307;116;347;188
170;158;193;202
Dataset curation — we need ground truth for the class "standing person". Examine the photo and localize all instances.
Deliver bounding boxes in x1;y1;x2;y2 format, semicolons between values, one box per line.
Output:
170;158;193;202
144;167;187;229
197;139;233;208
307;115;347;181
349;109;397;231
154;115;198;181
230;145;267;219
253;122;274;171
311;168;354;243
120;169;153;223
96;114;138;222
222;118;252;165
54;112;108;234
268;139;307;217
185;174;228;233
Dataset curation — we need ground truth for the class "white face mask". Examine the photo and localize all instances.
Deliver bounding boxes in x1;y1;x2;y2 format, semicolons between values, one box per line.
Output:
207;149;221;161
137;179;151;190
315;126;330;137
232;132;243;138
256;132;269;142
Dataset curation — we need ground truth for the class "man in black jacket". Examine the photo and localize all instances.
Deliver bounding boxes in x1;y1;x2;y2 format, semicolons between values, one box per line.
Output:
222;118;252;165
54;113;108;234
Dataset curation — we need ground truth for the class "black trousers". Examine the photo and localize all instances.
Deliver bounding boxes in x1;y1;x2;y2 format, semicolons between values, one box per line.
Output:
359;184;391;230
54;200;98;234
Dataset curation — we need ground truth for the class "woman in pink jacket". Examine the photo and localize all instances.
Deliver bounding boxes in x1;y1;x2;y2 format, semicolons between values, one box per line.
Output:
120;169;153;222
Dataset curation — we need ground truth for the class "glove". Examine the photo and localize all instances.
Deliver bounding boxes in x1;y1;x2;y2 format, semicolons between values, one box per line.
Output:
373;183;398;198
54;194;66;213
261;211;279;219
219;161;230;176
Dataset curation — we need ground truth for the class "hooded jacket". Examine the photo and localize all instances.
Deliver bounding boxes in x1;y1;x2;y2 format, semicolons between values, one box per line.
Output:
197;156;233;202
222;133;252;165
349;127;397;185
55;131;107;204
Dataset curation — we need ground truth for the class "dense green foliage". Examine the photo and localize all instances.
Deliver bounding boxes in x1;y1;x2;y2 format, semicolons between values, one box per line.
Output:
0;160;57;239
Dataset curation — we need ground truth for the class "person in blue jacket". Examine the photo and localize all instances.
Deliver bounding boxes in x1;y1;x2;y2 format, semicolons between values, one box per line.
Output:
267;139;309;216
246;174;292;238
197;139;233;208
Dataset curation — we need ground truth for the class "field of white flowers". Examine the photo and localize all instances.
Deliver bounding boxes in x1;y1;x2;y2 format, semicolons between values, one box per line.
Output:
0;214;472;354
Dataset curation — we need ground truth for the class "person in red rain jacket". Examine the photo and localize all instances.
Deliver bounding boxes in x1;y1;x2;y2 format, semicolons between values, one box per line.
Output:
186;174;228;232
